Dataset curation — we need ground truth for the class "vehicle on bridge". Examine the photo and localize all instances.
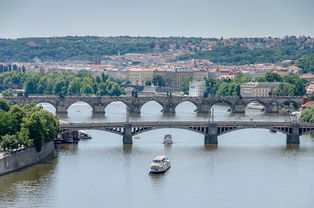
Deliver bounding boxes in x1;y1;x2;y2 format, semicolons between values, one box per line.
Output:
149;155;171;174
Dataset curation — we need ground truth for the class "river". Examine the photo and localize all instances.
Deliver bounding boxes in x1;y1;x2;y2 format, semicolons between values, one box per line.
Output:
0;101;314;208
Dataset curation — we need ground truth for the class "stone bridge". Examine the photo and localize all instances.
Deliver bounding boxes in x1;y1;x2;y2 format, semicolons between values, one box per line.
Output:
59;121;314;145
3;95;304;115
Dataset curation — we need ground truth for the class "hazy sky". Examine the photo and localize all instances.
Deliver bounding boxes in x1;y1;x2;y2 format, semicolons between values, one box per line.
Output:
0;0;313;38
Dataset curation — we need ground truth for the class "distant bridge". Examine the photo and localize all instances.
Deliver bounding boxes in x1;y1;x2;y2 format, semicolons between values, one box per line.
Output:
3;95;304;115
59;121;314;145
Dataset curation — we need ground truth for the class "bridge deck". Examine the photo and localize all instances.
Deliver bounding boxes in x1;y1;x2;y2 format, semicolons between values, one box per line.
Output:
59;121;313;129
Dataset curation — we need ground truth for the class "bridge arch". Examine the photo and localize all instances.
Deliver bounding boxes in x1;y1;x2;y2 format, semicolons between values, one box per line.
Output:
131;126;208;136
105;101;127;114
140;100;163;114
217;126;290;136
66;101;94;114
209;100;235;112
37;102;57;114
175;101;198;114
244;99;268;113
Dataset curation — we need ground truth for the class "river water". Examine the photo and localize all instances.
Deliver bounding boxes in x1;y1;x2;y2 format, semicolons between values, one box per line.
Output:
1;101;314;208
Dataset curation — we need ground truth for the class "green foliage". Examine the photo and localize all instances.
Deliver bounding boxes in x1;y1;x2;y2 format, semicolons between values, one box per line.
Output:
295;54;314;73
301;106;314;123
264;72;283;82
176;45;314;65
0;135;19;151
0;71;126;96
0;102;59;151
181;77;193;94
205;75;252;96
2;88;14;96
0;36;214;62
0;98;12;111
152;75;165;87
145;80;152;86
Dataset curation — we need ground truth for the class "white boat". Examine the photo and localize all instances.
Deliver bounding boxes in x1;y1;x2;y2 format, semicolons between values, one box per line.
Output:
163;134;173;144
78;130;92;139
149;155;171;174
247;102;265;111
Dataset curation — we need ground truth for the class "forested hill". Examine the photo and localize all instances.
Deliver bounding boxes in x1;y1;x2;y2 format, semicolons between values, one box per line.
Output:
0;36;212;62
0;36;313;65
175;45;314;66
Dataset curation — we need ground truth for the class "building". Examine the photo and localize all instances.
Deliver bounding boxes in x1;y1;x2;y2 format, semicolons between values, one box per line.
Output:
189;81;206;97
301;101;314;110
240;82;281;97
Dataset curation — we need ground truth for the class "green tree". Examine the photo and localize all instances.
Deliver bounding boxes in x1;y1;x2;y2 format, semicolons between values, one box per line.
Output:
296;54;314;73
152;75;165;87
0;134;19;150
264;72;283;82
181;77;193;94
300;106;314;123
0;98;12;112
2;88;14;96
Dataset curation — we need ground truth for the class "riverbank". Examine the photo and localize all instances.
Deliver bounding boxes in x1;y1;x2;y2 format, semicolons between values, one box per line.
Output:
0;141;55;176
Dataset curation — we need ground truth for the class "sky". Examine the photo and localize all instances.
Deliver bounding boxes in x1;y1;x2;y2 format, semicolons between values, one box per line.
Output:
0;0;313;38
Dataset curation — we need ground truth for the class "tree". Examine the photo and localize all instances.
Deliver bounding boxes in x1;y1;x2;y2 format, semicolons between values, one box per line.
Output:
2;88;14;96
264;72;283;82
0;98;12;112
152;75;165;87
296;54;314;73
0;134;19;150
300;106;314;123
181;77;193;94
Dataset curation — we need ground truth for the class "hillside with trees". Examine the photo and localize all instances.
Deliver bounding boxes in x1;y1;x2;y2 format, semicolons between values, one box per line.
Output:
0;36;213;62
175;45;314;66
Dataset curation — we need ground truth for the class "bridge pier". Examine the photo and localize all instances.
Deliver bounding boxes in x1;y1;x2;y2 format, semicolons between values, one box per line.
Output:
163;103;176;115
128;104;141;116
196;104;210;114
204;124;218;144
123;124;133;144
56;105;67;114
266;104;279;113
286;125;300;144
231;105;245;113
93;105;106;114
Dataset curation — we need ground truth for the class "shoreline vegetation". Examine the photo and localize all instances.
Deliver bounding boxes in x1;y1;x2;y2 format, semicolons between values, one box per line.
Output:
0;99;59;152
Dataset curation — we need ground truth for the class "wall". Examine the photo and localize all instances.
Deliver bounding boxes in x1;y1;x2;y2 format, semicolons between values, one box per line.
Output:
0;141;55;176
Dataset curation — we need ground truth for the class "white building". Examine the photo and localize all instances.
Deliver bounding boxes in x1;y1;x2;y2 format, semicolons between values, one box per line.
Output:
240;82;281;97
189;81;206;97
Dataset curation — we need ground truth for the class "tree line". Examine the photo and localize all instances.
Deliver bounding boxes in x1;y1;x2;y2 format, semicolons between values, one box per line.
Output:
0;71;127;96
204;72;308;97
0;99;59;152
175;45;314;66
0;36;212;62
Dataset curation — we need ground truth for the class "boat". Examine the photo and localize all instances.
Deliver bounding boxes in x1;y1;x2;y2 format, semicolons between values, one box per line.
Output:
149;155;171;174
163;134;173;144
78;130;92;139
247;101;265;111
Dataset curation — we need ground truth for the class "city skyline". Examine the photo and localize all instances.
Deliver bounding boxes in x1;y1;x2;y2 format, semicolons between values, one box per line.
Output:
0;0;313;38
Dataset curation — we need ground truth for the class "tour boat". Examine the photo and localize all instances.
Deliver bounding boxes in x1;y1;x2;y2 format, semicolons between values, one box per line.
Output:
247;101;265;111
149;155;171;174
163;134;173;144
78;130;92;139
